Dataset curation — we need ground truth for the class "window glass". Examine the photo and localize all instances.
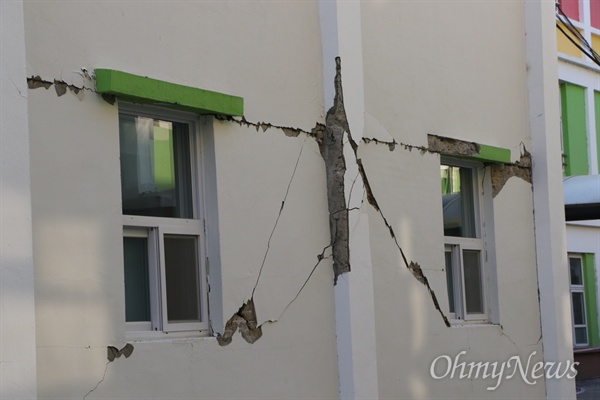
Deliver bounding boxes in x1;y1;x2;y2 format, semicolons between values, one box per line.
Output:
120;115;193;218
575;327;588;345
123;237;151;322
572;291;587;325
165;235;201;322
570;257;584;285
463;250;483;314
441;165;477;238
560;0;580;21
445;248;455;313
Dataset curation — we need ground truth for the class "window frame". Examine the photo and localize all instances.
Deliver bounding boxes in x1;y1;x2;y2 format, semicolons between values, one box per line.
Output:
441;158;489;323
569;254;589;346
119;103;210;334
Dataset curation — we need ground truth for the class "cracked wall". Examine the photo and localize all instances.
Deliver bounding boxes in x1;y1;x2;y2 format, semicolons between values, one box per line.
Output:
360;2;545;398
23;1;550;399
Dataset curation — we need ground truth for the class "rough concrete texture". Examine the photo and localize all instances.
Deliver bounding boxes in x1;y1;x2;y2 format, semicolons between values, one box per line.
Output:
491;150;532;197
107;344;134;362
315;57;351;281
217;299;262;346
427;134;480;157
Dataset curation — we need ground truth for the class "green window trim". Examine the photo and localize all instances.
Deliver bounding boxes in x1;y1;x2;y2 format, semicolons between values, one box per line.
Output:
469;144;511;164
560;82;589;176
583;253;599;347
95;69;243;116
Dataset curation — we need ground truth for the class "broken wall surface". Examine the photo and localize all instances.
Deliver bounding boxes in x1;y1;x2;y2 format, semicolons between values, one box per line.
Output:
24;2;339;399
355;1;546;398
19;0;572;399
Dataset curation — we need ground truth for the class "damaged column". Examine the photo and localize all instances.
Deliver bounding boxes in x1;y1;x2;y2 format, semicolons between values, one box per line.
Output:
319;1;379;398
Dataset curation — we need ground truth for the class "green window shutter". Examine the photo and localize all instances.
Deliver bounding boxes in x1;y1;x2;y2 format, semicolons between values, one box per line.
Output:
583;253;599;347
560;82;589;176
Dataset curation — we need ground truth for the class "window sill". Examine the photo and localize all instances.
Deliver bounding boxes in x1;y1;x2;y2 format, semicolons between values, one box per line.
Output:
126;329;214;343
447;321;498;328
574;346;600;354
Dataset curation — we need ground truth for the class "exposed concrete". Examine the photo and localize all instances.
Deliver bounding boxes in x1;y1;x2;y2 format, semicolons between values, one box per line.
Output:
490;150;533;197
427;134;480;157
217;299;262;346
315;57;351;281
106;344;134;362
27;75;88;101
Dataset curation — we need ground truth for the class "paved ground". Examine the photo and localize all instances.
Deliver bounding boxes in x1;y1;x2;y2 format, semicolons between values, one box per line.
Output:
577;378;600;399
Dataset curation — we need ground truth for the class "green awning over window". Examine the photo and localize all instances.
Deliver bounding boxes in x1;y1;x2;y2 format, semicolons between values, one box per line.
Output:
95;69;243;116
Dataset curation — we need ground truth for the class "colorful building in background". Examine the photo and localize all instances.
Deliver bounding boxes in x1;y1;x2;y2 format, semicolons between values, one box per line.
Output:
557;0;600;379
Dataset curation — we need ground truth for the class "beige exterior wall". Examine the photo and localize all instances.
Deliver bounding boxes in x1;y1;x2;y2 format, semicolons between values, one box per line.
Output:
25;2;339;399
19;1;573;399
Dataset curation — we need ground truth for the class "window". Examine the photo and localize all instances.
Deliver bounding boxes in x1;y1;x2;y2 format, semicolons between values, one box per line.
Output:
120;105;209;333
556;0;600;65
441;161;487;321
569;255;589;346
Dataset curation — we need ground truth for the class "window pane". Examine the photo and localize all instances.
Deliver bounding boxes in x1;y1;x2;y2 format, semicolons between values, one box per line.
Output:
569;257;583;285
441;165;477;238
463;250;483;314
575;327;588;346
123;237;151;322
559;0;580;21
164;235;200;322
445;248;455;313
119;114;193;218
572;292;587;325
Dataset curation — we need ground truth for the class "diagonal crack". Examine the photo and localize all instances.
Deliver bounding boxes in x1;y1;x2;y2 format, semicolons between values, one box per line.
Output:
329;57;451;328
251;137;307;298
266;244;332;323
82;361;110;400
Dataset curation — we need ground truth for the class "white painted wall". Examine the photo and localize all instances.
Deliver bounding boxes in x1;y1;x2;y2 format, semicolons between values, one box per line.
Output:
21;1;573;399
526;0;576;398
0;1;38;398
24;3;339;399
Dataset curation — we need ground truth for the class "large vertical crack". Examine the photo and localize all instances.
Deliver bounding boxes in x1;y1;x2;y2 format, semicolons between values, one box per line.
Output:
322;57;450;327
315;57;351;283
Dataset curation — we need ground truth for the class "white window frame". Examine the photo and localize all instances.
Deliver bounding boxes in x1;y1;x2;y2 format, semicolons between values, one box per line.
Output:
569;254;589;346
557;0;600;72
442;158;489;323
120;104;210;334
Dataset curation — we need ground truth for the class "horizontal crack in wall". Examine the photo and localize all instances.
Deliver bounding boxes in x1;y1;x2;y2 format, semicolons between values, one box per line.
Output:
215;114;320;139
427;134;480;157
27;75;93;98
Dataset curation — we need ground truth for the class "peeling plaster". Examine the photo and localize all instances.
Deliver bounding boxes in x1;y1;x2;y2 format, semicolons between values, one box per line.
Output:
217;299;262;346
215;114;318;139
106;343;134;362
323;58;451;327
27;75;90;100
218;245;331;346
315;57;351;281
490;150;532;197
427;134;480;157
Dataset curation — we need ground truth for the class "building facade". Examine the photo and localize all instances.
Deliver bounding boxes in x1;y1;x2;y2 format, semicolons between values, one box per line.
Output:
556;0;600;379
1;1;575;399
